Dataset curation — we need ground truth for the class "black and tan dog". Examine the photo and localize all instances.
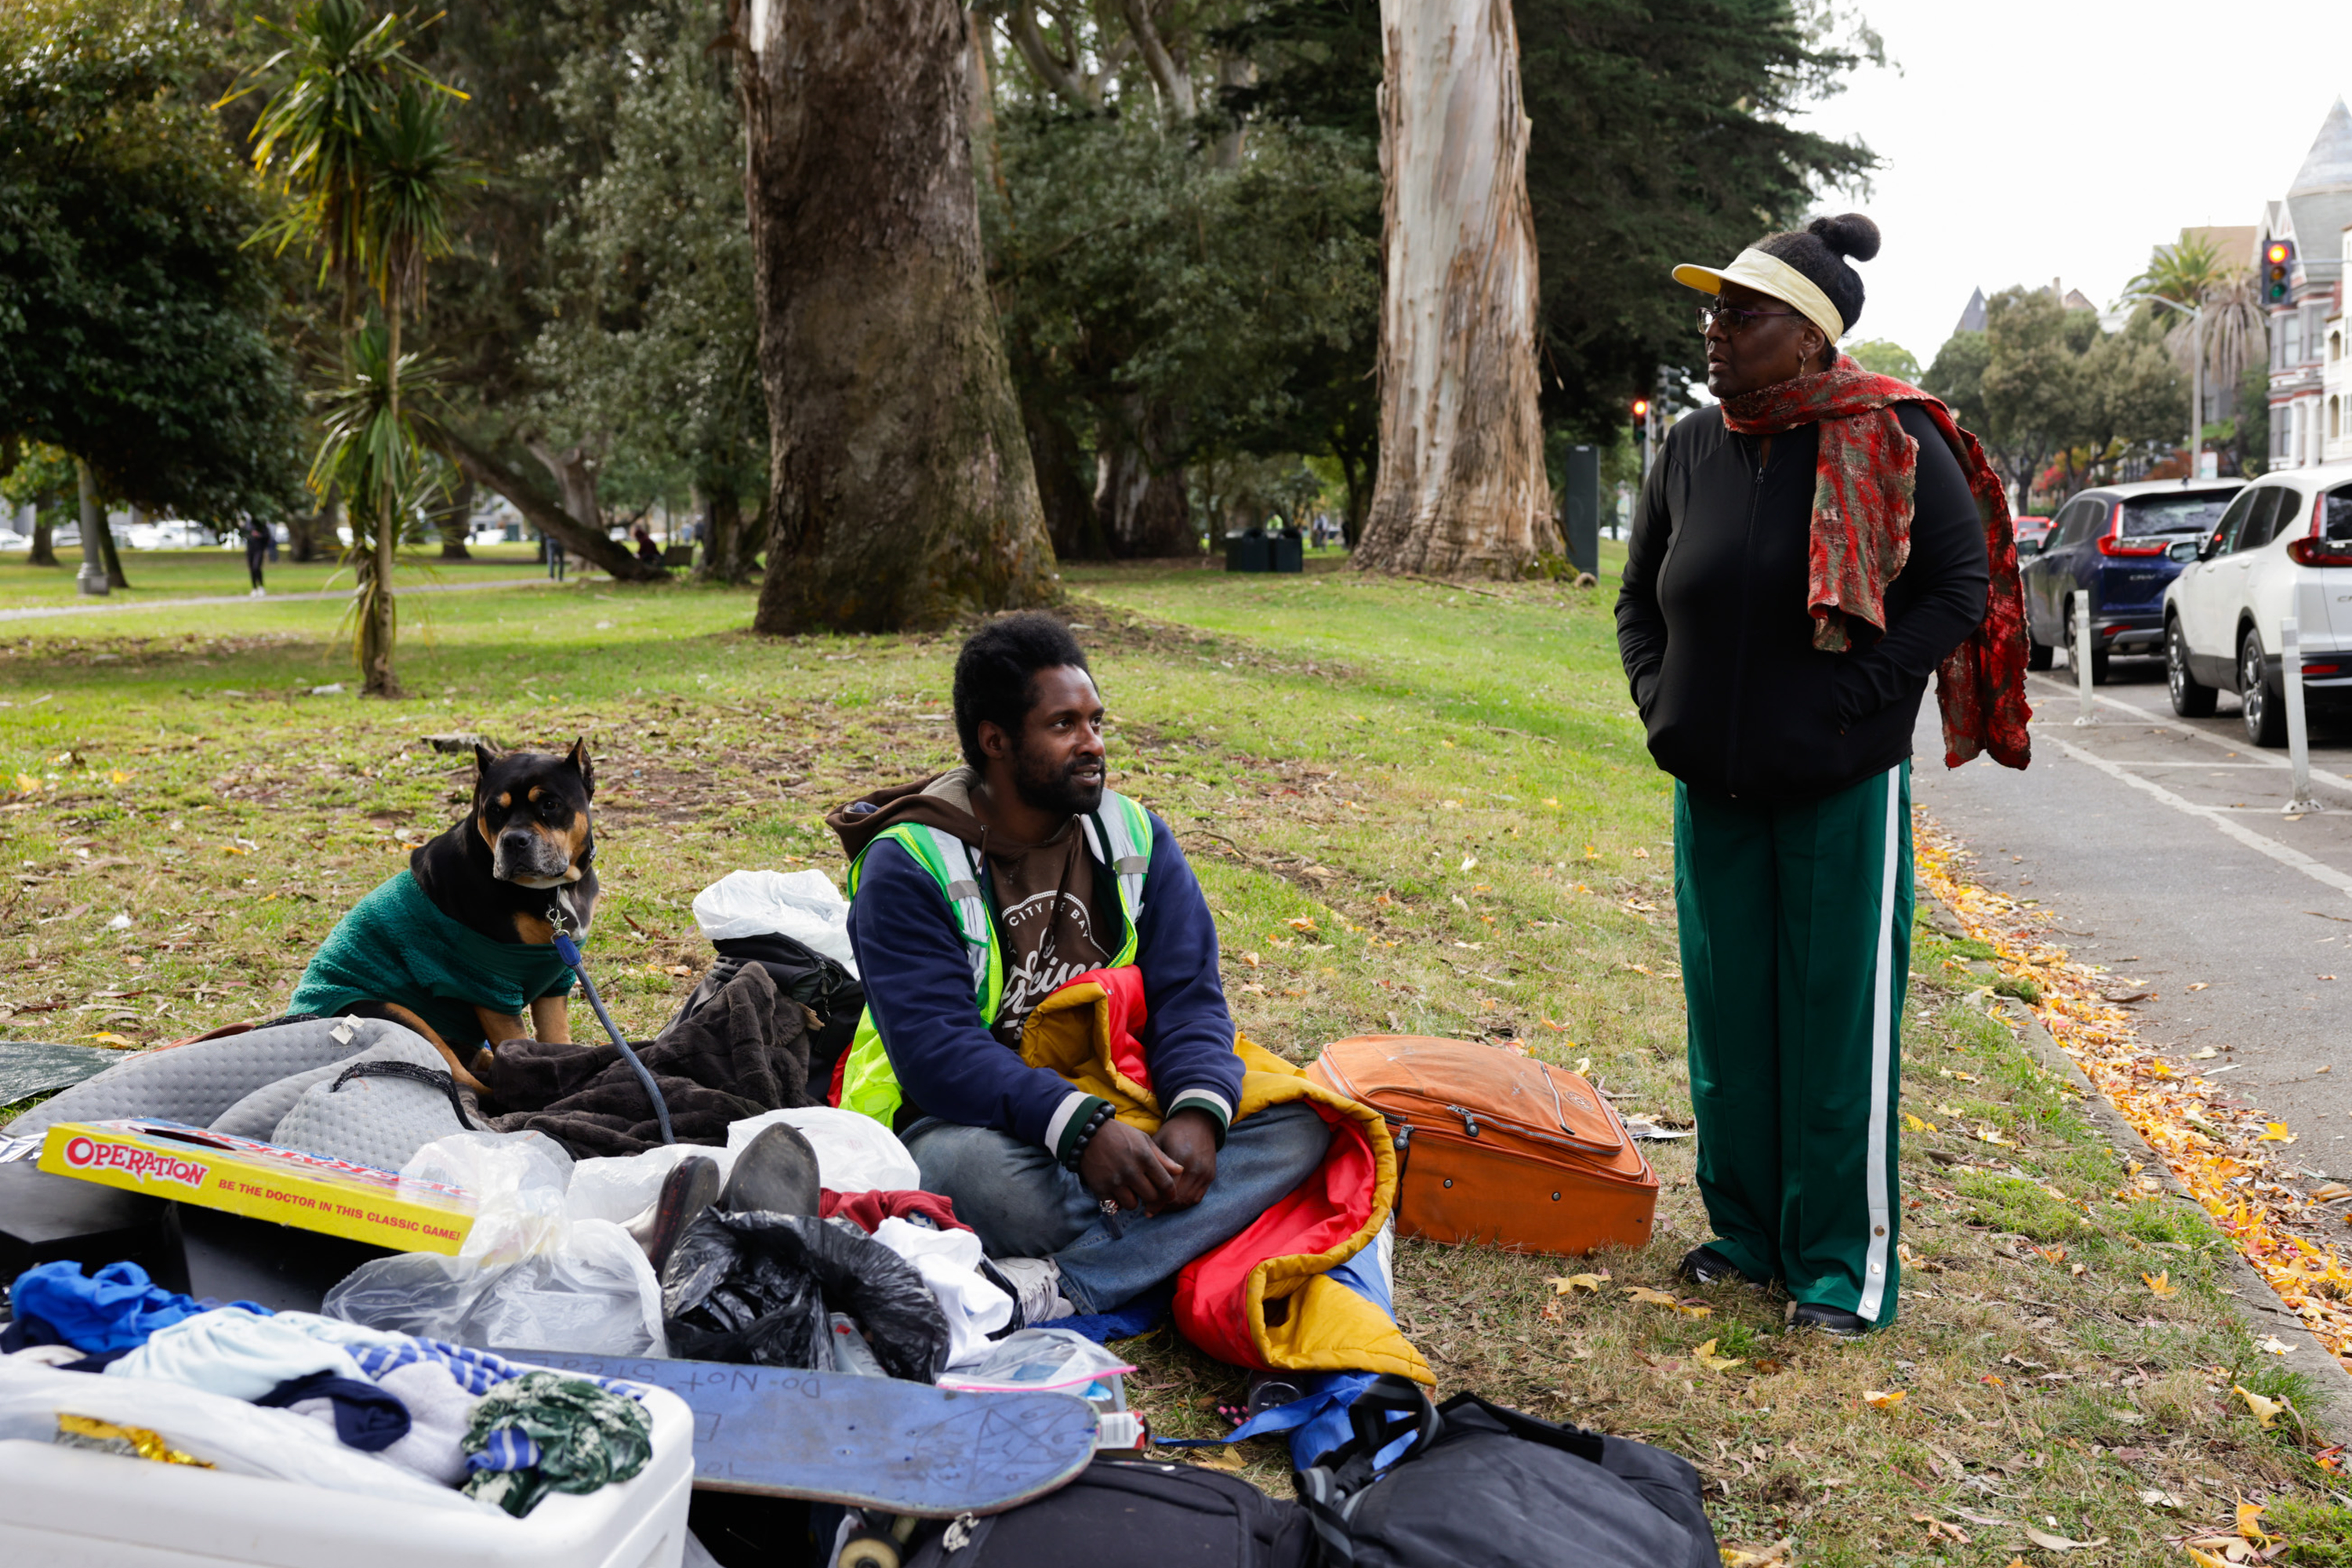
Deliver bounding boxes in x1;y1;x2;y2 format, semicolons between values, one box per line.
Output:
290;739;601;1094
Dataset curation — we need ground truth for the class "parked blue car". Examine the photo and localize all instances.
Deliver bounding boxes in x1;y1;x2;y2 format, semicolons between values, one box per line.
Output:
2020;478;2243;681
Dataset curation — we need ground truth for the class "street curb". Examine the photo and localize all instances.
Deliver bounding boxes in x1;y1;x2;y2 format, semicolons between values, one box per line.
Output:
1932;893;2352;1442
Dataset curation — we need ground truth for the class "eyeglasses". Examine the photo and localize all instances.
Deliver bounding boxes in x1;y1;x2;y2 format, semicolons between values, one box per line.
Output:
1699;303;1800;334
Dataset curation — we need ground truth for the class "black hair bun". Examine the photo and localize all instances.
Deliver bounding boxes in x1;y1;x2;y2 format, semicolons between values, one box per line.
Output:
1807;212;1881;263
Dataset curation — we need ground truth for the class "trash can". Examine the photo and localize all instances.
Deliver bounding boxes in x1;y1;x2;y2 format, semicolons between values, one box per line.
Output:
1225;531;1272;573
1270;530;1304;574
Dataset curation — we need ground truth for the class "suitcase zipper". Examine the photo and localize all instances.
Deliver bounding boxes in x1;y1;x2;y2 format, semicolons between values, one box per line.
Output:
1445;1104;1480;1138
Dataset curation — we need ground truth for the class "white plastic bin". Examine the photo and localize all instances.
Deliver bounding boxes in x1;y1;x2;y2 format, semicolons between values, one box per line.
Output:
0;1378;694;1568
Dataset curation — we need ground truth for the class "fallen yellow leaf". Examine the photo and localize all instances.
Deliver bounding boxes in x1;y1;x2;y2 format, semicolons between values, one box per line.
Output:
2189;981;2209;990
2236;1385;2284;1429
2183;1548;2234;1568
2260;1123;2298;1143
2237;1500;2272;1549
2190;1047;2220;1059
1718;1541;1792;1567
1548;1272;1609;1295
1902;1112;1936;1133
1624;1287;1680;1307
2022;1527;2107;1551
1691;1338;1745;1374
2142;1270;2176;1298
1861;1389;1906;1410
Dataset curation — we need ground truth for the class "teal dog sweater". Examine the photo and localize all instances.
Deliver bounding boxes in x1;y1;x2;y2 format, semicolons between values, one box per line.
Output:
289;871;575;1052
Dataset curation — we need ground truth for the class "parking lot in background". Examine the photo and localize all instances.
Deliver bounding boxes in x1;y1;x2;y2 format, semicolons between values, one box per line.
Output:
1918;653;2352;1161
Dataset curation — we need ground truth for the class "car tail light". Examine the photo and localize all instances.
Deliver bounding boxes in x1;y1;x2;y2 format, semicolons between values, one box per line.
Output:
2096;534;2169;557
2286;537;2352;567
2305;662;2343;677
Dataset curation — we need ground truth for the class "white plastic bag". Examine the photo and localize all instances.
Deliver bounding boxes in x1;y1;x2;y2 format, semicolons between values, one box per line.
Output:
937;1328;1135;1392
326;1134;666;1355
870;1217;1012;1367
564;1144;724;1229
691;869;859;975
724;1106;919;1194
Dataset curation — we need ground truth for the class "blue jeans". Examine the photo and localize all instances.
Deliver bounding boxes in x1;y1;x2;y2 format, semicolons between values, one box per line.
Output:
904;1103;1334;1315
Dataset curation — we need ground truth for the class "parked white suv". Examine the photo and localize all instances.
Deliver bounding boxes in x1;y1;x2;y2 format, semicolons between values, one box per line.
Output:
2163;463;2352;744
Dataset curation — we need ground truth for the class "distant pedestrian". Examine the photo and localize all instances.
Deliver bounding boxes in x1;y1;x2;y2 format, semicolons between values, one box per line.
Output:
1616;213;2031;1337
242;517;270;597
545;531;568;581
632;523;662;565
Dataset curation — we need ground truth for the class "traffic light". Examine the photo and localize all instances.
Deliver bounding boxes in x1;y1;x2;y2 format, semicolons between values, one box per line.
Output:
1632;398;1650;422
2267;239;2295;303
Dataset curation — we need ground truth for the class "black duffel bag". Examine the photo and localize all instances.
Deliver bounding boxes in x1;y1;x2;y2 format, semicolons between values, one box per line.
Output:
1294;1375;1718;1568
894;1454;1312;1568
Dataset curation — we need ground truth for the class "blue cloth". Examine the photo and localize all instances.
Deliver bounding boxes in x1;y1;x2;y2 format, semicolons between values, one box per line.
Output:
107;1305;365;1399
848;811;1242;1145
255;1370;413;1453
906;1102;1332;1315
1055;1288;1170;1345
342;1334;642;1401
7;1261;266;1356
1157;1235;1416;1472
466;1425;543;1474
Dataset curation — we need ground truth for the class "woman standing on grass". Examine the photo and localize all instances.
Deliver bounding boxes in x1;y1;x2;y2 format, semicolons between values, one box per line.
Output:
1615;213;2030;1335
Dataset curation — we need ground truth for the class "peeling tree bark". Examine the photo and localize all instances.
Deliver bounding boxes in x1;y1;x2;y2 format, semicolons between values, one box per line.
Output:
1353;0;1551;579
739;0;1055;633
1095;398;1193;557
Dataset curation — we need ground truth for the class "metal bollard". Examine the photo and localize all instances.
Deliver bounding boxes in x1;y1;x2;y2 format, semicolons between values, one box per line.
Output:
2072;590;2097;727
2282;617;2320;814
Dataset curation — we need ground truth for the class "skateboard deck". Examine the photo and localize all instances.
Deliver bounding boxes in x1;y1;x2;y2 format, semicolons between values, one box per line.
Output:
495;1348;1099;1516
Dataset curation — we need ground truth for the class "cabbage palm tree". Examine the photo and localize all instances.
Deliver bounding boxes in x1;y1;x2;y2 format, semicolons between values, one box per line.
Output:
238;1;464;695
2126;236;2267;424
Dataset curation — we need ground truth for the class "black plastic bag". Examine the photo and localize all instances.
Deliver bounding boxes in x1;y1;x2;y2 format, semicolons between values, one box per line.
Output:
660;1210;951;1382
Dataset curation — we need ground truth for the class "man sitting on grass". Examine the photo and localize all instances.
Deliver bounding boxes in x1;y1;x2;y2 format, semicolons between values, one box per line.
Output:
826;613;1331;1324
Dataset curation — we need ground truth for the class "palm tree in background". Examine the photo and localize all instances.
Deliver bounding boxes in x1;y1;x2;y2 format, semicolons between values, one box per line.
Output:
234;1;465;696
2126;236;2268;440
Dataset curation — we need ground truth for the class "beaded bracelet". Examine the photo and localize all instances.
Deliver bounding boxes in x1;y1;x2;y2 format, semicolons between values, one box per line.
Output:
1061;1102;1116;1171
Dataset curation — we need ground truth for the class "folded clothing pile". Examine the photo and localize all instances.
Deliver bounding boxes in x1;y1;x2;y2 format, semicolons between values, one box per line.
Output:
2;1258;650;1516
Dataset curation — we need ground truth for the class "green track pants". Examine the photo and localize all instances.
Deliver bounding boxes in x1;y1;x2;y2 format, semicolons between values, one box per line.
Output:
1672;760;1911;1325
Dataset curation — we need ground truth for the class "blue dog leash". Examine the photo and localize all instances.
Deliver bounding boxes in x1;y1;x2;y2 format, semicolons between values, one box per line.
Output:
548;899;674;1146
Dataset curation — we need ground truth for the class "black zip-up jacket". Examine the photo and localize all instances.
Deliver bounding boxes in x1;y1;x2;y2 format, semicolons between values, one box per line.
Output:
1616;404;1989;801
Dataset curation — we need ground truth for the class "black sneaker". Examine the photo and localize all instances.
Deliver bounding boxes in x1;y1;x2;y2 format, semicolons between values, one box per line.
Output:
1788;1301;1871;1337
721;1121;822;1216
1677;1245;1755;1288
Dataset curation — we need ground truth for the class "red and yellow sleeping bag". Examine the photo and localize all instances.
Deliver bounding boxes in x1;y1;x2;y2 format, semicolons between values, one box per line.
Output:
1021;967;1430;1383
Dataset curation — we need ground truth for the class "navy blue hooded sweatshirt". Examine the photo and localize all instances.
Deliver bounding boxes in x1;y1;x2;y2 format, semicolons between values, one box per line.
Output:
829;775;1241;1154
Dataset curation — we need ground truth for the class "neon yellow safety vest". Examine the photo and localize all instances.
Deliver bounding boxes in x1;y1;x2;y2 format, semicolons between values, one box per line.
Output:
837;788;1153;1128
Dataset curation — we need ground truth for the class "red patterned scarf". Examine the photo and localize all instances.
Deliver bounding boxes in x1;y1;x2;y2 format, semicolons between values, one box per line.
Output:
1719;358;2031;771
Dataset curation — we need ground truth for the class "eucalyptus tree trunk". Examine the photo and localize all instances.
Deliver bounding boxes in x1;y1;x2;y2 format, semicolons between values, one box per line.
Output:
29;505;58;566
1353;0;1552;579
739;0;1054;632
693;486;758;584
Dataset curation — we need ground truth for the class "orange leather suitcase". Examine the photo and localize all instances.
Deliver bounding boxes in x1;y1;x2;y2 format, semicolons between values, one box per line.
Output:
1305;1035;1658;1257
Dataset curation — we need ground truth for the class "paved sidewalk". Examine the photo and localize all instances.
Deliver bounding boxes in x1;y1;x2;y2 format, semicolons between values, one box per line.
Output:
0;575;560;623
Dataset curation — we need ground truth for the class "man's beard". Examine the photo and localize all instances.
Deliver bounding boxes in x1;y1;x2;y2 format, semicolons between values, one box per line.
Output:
1011;742;1105;818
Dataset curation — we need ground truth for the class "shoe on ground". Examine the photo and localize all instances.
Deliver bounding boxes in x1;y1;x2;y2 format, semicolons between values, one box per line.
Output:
720;1121;821;1217
1677;1245;1757;1288
985;1256;1076;1328
631;1153;721;1275
250;587;264;598
1787;1301;1871;1337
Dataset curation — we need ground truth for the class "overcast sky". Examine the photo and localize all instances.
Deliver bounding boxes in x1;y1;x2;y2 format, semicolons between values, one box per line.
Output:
1785;0;2351;372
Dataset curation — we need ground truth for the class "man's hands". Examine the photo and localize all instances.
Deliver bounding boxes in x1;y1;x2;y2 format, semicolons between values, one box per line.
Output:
1076;1109;1221;1216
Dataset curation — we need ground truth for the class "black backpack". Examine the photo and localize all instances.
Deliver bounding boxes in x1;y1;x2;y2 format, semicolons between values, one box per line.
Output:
674;933;865;1094
1294;1376;1718;1568
895;1455;1312;1568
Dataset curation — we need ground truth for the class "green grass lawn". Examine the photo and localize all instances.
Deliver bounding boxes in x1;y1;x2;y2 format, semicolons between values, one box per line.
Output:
2;554;2344;1563
0;545;550;610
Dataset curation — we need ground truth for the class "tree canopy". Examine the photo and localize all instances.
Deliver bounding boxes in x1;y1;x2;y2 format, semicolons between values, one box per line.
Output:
0;0;303;522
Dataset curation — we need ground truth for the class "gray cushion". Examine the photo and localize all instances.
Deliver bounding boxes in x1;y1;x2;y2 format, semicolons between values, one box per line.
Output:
271;1035;471;1174
3;1017;416;1137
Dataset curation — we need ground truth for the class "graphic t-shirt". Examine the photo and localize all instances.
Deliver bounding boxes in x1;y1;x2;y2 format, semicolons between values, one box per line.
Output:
922;768;1110;1047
